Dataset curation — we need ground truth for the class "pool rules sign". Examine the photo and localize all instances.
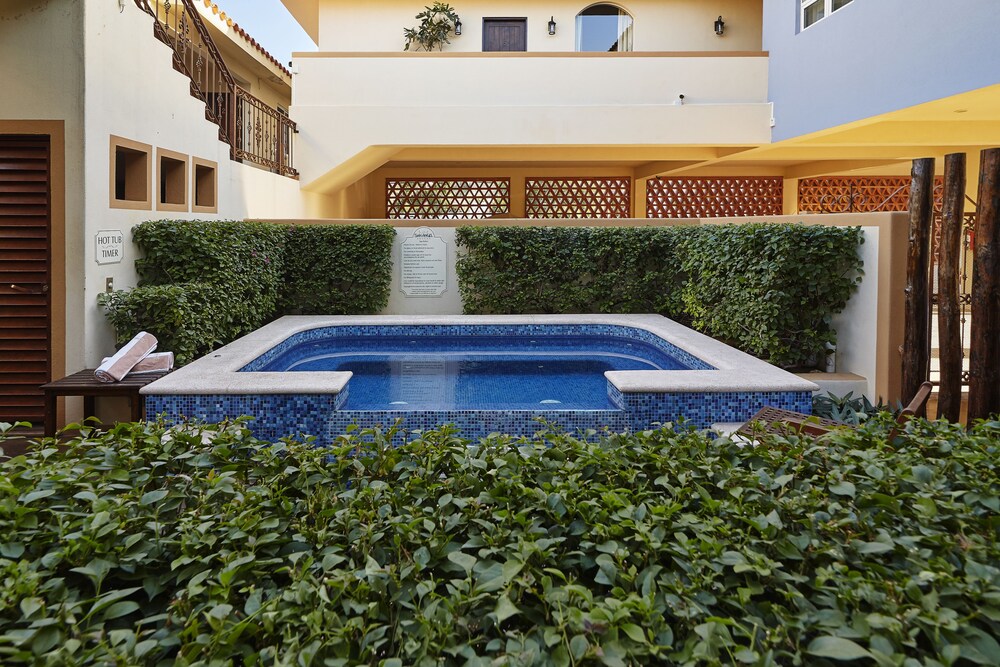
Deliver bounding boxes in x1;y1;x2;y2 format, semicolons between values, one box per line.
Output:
400;227;447;297
95;229;124;265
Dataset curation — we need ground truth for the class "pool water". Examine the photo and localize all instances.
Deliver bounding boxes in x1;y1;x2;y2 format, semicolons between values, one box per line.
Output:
256;335;695;410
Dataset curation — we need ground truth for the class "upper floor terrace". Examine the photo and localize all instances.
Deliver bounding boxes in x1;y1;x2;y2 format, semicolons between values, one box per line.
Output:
283;1;771;193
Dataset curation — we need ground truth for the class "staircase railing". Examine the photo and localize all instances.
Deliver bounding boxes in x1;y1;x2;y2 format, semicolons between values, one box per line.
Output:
133;0;297;178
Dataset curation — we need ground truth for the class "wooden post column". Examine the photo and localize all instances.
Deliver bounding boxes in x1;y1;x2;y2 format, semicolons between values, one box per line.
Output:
936;153;965;422
902;158;935;412
968;148;1000;421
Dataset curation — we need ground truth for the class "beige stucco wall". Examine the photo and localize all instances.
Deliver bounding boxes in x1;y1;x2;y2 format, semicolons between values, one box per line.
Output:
0;0;311;426
314;0;761;52
292;53;771;190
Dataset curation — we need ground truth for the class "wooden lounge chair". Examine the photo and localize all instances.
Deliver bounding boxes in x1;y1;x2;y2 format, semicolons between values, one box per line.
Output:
736;381;934;442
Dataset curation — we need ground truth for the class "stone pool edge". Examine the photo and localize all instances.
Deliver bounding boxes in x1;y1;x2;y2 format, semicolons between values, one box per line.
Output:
141;314;818;397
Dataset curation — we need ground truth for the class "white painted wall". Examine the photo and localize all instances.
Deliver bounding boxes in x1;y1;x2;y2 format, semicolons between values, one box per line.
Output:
829;226;879;400
293;54;771;187
79;1;308;368
314;0;762;52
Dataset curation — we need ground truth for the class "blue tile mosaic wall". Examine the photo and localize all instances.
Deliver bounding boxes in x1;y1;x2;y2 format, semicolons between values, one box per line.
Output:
240;324;715;372
145;394;339;443
147;389;811;443
326;409;631;444
607;384;813;430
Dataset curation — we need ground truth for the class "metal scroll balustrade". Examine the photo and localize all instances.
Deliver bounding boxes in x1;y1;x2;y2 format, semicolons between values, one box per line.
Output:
134;0;297;178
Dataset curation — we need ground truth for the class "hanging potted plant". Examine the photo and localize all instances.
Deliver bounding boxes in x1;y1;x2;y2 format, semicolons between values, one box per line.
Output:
404;2;460;51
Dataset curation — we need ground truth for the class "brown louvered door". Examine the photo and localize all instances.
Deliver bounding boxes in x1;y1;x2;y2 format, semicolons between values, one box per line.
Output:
0;135;51;426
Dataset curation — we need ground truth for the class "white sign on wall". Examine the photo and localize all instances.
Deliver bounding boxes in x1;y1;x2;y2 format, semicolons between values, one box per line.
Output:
400;227;447;297
95;230;125;265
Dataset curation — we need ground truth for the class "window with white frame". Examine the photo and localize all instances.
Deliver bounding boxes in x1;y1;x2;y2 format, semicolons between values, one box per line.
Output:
801;0;852;30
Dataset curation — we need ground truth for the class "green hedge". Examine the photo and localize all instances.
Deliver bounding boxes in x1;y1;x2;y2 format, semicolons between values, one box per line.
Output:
99;283;225;365
101;221;395;365
133;220;286;342
278;224;396;315
1;418;999;664
677;224;863;368
456;224;863;369
456;226;683;315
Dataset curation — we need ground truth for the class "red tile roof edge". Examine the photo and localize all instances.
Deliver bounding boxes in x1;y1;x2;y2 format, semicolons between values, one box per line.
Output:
202;0;292;79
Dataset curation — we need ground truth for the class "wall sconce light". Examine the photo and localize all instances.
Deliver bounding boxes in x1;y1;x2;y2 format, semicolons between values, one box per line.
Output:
548;16;557;35
118;0;126;11
454;17;462;35
715;16;725;36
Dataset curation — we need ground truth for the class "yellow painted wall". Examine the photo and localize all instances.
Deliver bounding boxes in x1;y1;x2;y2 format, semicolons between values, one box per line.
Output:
314;0;761;52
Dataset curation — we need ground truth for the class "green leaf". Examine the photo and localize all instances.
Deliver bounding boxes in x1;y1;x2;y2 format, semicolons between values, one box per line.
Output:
493;596;520;623
829;481;856;497
806;636;873;660
448;551;477;573
20;489;55;503
140;489;169;505
102;601;141;620
621;624;646;643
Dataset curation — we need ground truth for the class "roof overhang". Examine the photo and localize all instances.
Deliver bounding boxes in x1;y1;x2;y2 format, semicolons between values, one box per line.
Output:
279;0;319;45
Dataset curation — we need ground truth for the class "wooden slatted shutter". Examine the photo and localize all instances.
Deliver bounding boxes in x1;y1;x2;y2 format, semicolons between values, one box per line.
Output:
0;135;51;425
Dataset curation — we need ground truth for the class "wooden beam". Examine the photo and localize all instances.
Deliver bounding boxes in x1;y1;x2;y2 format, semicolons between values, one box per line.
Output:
901;157;935;414
936;153;965;422
968;148;1000;421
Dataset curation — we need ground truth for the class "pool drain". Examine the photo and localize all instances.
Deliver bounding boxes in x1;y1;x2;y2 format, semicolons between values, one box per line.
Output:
540;399;561;404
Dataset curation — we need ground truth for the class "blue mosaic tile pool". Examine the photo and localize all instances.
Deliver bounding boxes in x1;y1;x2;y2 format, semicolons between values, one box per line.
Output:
145;323;813;442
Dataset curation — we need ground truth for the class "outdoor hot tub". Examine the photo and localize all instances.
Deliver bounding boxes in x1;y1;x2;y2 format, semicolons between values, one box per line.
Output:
142;315;818;441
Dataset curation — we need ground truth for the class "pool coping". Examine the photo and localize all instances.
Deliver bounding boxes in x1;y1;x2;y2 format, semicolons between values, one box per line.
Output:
141;315;818;397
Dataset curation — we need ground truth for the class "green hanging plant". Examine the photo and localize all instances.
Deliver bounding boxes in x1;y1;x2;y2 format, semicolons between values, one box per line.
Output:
403;2;460;51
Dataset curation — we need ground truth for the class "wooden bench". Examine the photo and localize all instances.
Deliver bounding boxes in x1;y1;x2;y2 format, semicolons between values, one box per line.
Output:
40;369;172;437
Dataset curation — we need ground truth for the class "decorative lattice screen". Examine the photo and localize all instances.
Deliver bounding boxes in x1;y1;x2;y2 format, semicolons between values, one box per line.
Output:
385;179;510;219
798;176;944;213
525;177;631;219
645;177;783;218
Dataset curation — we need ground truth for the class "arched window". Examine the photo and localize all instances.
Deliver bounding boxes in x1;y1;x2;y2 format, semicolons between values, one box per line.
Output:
576;4;633;52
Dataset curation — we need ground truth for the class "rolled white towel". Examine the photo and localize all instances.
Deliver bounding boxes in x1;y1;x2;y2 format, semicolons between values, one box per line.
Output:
95;332;158;383
100;351;174;375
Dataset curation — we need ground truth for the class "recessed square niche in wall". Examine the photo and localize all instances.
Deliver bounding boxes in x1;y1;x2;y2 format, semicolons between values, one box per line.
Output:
192;157;218;214
109;135;152;210
156;148;188;212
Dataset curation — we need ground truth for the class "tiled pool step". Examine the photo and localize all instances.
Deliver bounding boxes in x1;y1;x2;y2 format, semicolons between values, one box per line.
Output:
326;409;632;443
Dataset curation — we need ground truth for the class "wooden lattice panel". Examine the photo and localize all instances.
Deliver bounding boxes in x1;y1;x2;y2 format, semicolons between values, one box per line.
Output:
798;176;944;213
525;177;631;219
645;177;783;219
386;179;510;219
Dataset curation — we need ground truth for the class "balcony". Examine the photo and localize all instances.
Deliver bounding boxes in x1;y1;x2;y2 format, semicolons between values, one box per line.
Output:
291;52;771;189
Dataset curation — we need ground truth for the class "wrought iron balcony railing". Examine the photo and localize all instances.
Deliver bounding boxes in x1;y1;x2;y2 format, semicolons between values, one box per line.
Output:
134;0;297;178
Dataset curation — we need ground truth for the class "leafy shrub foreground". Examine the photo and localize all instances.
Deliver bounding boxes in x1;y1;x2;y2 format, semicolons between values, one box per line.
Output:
1;419;999;665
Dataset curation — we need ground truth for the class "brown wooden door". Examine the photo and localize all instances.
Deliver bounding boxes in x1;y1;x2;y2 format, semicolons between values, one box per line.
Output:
483;18;527;52
0;135;51;426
